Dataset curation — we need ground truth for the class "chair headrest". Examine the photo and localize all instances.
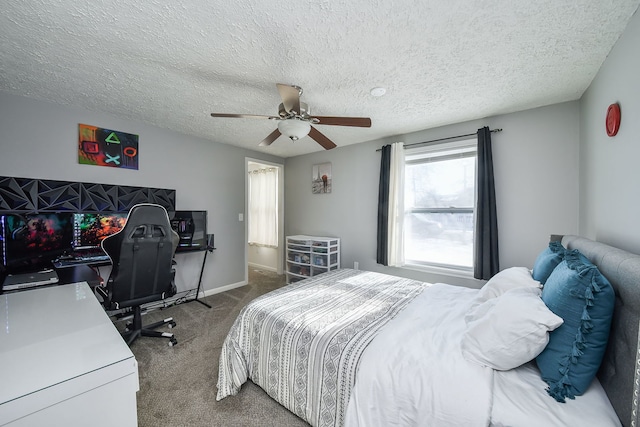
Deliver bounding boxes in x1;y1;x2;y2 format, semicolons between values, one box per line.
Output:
124;203;172;228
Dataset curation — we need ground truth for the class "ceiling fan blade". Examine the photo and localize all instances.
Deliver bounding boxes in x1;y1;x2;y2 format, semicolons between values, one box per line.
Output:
311;116;372;127
276;83;301;115
258;128;282;147
308;126;337;150
211;113;278;120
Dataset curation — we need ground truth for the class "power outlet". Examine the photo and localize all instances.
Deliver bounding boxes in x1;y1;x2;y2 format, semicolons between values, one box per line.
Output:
353;261;359;270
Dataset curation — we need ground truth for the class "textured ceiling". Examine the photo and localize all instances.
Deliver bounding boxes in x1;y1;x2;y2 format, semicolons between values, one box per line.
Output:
1;1;639;158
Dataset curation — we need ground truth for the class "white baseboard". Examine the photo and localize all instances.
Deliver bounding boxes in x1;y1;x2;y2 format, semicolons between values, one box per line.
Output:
248;262;277;273
200;280;248;299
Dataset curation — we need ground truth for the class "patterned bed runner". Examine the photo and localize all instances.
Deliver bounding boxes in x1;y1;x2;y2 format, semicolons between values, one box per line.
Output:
217;269;428;427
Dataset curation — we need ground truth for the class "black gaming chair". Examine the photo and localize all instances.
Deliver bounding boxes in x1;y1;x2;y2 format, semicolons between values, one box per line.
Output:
97;203;180;346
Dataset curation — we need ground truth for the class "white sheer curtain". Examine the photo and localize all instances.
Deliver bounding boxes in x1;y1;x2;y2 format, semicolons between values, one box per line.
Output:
387;142;405;266
248;167;278;247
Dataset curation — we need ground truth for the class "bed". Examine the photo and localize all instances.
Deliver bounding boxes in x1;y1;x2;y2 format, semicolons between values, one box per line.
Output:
217;235;640;426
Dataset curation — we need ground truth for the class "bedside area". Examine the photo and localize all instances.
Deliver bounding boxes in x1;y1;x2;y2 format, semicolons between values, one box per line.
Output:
0;282;139;426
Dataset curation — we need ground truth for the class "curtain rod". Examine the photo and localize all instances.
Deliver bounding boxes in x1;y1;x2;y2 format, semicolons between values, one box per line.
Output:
376;128;503;151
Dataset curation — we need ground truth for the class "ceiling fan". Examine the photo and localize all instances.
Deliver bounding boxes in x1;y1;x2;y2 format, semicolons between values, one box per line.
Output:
210;83;372;150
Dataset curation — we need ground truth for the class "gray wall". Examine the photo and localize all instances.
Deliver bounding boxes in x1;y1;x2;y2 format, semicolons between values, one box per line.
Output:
4;8;637;292
284;101;580;288
0;92;283;294
579;8;640;254
284;8;640;287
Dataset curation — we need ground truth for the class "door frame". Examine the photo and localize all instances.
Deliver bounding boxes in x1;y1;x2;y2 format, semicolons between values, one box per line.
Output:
244;157;285;282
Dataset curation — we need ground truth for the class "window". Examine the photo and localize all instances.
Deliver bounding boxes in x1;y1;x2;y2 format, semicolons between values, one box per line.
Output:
403;139;476;271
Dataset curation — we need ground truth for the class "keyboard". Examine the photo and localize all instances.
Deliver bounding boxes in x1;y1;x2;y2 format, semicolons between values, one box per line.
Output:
53;254;110;268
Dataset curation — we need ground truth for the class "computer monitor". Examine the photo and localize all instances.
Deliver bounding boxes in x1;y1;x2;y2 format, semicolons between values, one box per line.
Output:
1;212;74;272
170;210;207;252
72;212;128;250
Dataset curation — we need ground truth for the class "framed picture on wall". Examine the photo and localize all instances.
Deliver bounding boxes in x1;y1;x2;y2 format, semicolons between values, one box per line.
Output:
312;162;332;194
78;123;139;170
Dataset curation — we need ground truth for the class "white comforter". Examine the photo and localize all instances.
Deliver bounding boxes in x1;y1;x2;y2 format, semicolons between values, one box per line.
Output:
345;283;494;427
218;269;620;426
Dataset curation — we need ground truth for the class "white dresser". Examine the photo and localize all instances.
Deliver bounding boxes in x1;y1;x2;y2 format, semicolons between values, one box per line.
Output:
0;282;139;426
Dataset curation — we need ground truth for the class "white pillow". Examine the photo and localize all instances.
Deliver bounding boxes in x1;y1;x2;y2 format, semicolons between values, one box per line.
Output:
475;266;542;304
461;287;563;371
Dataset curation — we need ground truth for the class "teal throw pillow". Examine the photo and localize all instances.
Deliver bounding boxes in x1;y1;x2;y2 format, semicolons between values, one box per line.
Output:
535;250;615;402
532;241;566;284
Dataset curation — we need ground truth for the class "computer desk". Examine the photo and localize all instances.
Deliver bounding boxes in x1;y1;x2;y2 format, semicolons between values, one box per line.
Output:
55;263;104;288
0;281;139;426
0;264;104;295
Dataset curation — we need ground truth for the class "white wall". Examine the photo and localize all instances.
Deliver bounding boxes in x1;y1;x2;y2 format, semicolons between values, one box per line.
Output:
579;8;640;254
285;102;580;288
247;245;278;271
0;92;284;294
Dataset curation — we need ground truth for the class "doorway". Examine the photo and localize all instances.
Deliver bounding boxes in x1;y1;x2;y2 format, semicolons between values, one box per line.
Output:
245;158;284;281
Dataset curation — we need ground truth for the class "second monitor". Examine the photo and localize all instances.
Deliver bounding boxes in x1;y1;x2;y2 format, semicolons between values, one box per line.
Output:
72;212;128;251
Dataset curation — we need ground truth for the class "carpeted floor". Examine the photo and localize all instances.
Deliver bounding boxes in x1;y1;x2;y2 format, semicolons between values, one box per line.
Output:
118;267;310;427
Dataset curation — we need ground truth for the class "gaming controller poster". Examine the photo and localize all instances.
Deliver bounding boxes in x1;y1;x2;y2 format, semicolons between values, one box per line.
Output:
78;123;139;170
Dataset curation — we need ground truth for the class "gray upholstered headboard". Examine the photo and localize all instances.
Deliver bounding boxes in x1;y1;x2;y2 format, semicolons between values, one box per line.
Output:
559;235;640;427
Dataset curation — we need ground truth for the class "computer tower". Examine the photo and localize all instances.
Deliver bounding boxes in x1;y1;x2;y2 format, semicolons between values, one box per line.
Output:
170;211;207;252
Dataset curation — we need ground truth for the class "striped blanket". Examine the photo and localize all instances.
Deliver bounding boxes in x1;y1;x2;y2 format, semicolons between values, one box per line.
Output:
216;269;428;427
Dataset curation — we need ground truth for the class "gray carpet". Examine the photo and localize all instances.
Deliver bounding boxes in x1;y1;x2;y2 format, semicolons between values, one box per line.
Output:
118;268;310;427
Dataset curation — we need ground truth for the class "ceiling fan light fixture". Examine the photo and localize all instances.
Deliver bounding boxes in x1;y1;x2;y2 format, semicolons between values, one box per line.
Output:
277;119;311;141
210;83;370;150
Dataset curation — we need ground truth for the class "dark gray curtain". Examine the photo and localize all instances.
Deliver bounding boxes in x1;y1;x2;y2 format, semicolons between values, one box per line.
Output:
376;144;391;265
474;127;499;279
